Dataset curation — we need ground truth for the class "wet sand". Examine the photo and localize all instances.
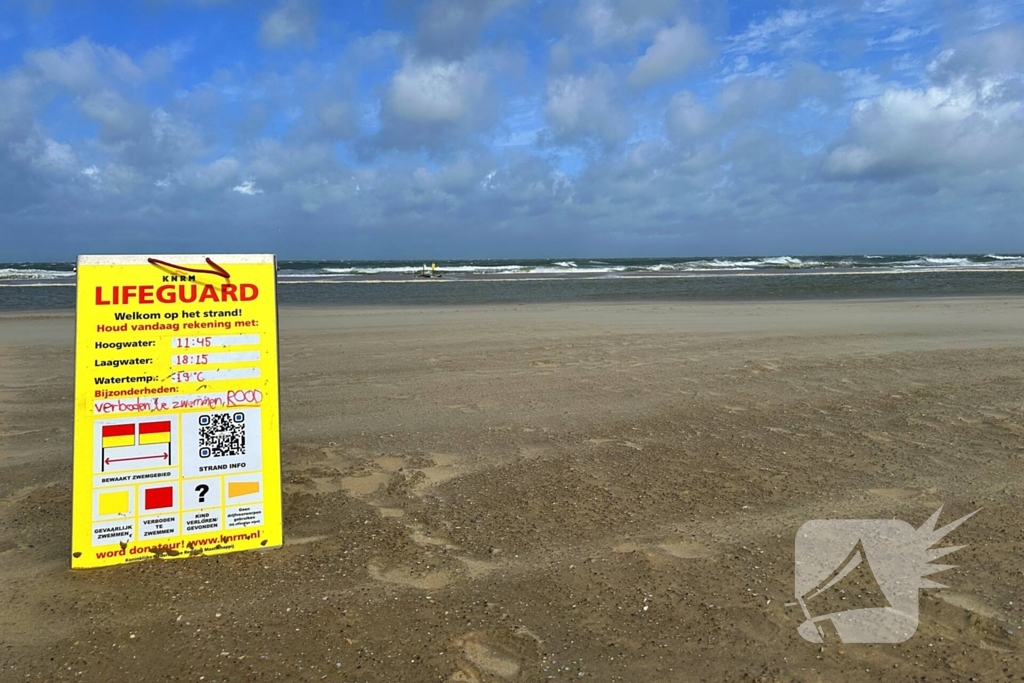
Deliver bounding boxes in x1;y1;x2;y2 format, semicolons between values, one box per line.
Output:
1;298;1023;681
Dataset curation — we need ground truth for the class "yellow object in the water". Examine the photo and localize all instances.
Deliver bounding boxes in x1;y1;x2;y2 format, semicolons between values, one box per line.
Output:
431;263;436;270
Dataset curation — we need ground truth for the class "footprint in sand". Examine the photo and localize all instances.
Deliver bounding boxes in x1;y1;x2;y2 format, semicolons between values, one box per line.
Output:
936;592;1009;625
447;403;483;413
743;361;780;375
861;430;893;443
613;538;713;561
339;471;391;496
367;561;452;590
449;630;541;682
366;550;499;590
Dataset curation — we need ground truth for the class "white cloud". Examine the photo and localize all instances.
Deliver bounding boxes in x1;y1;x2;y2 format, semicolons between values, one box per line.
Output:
349;30;401;62
79;89;147;140
415;0;524;59
824;27;1024;180
314;101;357;139
880;26;932;44
578;0;665;47
545;67;630;147
386;58;488;124
151;157;241;190
33;39;180;91
232;179;263;195
726;8;834;55
480;168;497;189
260;0;317;48
412;153;481;192
720;63;839;114
32;139;77;173
666;91;711;138
246;140;334;182
926;26;1024;84
10;134;75;173
192;158;241;189
824;82;1024;178
282;175;360;213
25;46;84;87
862;0;913;14
143;108;206;166
0;73;36;140
629;20;713;88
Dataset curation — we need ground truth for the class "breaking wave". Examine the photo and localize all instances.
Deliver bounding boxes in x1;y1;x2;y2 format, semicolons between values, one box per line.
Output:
3;254;1024;286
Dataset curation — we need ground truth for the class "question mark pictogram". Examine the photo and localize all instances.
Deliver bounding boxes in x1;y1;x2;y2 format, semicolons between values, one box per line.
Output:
195;483;210;503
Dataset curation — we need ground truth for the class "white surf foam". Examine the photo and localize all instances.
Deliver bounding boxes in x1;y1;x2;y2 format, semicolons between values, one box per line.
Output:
0;268;75;280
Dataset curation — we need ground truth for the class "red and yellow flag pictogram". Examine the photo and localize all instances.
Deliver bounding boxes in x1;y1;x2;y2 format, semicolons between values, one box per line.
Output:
138;420;172;445
101;423;134;448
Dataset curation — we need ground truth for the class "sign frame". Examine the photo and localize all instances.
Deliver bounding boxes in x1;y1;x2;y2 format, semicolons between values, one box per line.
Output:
71;254;282;568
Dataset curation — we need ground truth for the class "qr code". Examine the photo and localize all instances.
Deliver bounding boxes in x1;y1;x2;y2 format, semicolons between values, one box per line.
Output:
198;412;246;458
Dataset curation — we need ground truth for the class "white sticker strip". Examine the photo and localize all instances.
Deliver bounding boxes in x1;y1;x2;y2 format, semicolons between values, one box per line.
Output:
170;367;260;383
171;334;260;349
171;351;261;366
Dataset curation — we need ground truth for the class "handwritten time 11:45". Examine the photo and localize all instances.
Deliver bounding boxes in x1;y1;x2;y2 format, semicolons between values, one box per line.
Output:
173;336;213;348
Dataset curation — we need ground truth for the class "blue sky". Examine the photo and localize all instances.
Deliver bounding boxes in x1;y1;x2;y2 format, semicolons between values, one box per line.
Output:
1;0;1023;260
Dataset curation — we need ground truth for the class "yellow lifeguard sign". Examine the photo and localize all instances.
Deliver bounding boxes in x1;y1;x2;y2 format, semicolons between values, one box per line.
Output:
71;255;282;568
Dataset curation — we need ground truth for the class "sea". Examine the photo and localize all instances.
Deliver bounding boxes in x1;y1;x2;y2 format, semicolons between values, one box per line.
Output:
2;254;1024;311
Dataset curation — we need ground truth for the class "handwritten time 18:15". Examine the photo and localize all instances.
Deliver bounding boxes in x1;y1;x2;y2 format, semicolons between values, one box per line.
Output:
174;354;209;365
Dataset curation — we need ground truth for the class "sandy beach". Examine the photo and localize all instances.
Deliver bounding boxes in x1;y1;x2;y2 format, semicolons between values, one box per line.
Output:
1;297;1023;681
